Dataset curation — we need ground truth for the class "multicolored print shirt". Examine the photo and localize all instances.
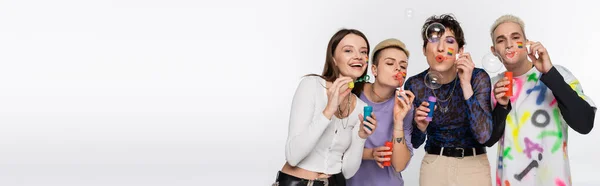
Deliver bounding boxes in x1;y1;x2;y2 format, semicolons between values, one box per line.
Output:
491;65;596;186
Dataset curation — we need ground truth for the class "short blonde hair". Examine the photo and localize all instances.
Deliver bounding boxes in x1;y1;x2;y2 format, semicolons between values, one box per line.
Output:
490;14;526;44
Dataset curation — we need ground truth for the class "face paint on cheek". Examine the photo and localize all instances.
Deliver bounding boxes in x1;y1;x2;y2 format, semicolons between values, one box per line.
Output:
447;47;454;56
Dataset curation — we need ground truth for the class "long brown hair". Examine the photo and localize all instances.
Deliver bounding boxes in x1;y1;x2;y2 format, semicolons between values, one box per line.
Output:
306;29;370;96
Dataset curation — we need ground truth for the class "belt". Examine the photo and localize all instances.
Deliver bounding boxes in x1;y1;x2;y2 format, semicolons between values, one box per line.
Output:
274;171;327;186
425;146;486;158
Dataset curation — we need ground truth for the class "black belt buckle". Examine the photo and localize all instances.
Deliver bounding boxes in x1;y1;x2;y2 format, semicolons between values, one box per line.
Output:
275;171;327;186
456;148;465;159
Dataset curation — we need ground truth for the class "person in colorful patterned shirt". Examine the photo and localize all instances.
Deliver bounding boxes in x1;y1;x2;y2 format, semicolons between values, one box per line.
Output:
487;14;597;186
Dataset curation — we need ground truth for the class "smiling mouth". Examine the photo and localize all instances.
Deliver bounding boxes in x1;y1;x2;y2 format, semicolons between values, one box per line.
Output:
349;63;364;69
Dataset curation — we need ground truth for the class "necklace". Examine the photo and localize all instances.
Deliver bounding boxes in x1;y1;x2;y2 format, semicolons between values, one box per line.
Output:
432;76;457;113
337;95;351;129
371;83;393;102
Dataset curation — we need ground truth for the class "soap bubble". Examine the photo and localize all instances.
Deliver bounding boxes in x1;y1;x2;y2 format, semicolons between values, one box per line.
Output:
405;8;414;19
482;52;504;73
426;22;445;43
424;71;443;90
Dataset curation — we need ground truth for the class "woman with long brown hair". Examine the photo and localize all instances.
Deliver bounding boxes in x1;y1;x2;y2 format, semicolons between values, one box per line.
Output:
273;29;378;186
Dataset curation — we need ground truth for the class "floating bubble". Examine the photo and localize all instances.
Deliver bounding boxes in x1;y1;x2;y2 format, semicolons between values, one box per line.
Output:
405;8;414;19
424;71;443;90
482;52;504;73
426;22;445;43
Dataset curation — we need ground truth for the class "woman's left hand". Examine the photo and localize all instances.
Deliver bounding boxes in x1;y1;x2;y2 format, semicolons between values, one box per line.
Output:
358;112;377;139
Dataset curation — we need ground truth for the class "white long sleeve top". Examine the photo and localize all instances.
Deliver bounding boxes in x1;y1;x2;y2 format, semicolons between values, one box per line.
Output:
285;76;367;179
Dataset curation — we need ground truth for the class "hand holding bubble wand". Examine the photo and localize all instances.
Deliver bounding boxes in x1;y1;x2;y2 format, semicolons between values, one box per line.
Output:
348;56;371;89
381;71;408;167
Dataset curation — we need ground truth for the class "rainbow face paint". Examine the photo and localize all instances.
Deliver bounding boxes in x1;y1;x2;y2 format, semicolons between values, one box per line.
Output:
517;42;524;48
447;47;454;56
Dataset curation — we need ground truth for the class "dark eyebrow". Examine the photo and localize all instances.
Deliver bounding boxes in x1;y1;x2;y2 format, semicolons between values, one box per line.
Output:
341;45;367;50
495;35;507;41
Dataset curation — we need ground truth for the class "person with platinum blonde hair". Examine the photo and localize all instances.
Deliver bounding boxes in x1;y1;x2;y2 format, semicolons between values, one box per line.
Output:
487;14;597;186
